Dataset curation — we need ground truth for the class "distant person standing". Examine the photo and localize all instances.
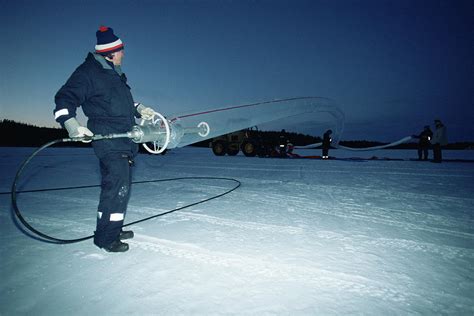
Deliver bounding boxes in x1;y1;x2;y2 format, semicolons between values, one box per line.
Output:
431;119;447;163
278;129;289;157
413;125;433;160
322;129;332;159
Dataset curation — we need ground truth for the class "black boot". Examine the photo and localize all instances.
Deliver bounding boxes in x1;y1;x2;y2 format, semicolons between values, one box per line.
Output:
120;230;134;240
103;240;129;252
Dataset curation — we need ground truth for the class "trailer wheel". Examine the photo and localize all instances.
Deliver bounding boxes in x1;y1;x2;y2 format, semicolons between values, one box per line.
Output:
212;141;227;156
241;141;257;157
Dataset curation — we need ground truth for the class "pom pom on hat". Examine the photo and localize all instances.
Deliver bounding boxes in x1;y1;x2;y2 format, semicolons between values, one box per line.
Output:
95;25;124;55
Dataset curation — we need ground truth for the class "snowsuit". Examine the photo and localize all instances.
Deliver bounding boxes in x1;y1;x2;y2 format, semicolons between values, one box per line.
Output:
278;132;289;157
54;52;140;248
322;131;332;158
432;123;447;163
415;128;433;160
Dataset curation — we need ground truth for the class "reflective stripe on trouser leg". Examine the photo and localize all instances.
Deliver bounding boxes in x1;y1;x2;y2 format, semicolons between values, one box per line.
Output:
94;154;132;248
96;212;123;221
110;213;124;221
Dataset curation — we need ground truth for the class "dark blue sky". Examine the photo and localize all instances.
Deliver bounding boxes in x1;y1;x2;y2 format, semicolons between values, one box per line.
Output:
1;0;473;142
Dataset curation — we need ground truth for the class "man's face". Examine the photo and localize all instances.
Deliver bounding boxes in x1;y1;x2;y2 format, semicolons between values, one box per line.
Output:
111;50;124;66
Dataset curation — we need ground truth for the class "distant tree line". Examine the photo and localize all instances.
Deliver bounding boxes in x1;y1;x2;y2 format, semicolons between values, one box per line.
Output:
1;119;473;150
0;119;76;147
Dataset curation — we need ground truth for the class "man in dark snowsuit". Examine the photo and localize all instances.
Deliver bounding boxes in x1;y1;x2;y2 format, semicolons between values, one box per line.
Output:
322;129;332;159
53;26;156;252
278;129;289;157
413;125;433;160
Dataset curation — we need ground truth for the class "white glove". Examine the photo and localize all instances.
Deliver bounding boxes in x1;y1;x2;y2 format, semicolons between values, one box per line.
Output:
135;103;156;120
64;118;94;142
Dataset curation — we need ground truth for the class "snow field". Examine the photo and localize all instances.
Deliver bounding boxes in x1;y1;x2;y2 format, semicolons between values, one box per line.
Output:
1;147;473;315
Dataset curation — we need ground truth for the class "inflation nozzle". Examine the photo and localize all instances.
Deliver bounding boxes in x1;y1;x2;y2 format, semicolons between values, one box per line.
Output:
128;125;165;143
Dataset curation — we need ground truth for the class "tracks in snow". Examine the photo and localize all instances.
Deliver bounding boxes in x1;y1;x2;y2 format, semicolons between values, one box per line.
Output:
233;181;474;240
129;234;413;304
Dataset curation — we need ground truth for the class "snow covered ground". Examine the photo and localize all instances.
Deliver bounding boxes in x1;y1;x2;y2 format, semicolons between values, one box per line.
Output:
1;146;473;315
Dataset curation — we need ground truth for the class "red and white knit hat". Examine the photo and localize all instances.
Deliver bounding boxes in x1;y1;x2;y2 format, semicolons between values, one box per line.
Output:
95;26;124;55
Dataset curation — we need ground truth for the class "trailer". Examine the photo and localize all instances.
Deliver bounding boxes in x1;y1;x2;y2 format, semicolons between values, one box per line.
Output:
210;128;291;157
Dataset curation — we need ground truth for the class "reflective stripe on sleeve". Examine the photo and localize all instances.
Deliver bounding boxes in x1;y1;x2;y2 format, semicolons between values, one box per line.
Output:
97;211;102;219
54;108;69;119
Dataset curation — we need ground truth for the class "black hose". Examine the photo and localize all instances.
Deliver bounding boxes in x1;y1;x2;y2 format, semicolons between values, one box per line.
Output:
10;139;241;244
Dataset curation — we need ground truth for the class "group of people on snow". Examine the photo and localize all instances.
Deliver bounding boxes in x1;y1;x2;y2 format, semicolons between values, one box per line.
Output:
318;122;447;162
276;129;333;159
413;119;447;163
279;122;447;163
